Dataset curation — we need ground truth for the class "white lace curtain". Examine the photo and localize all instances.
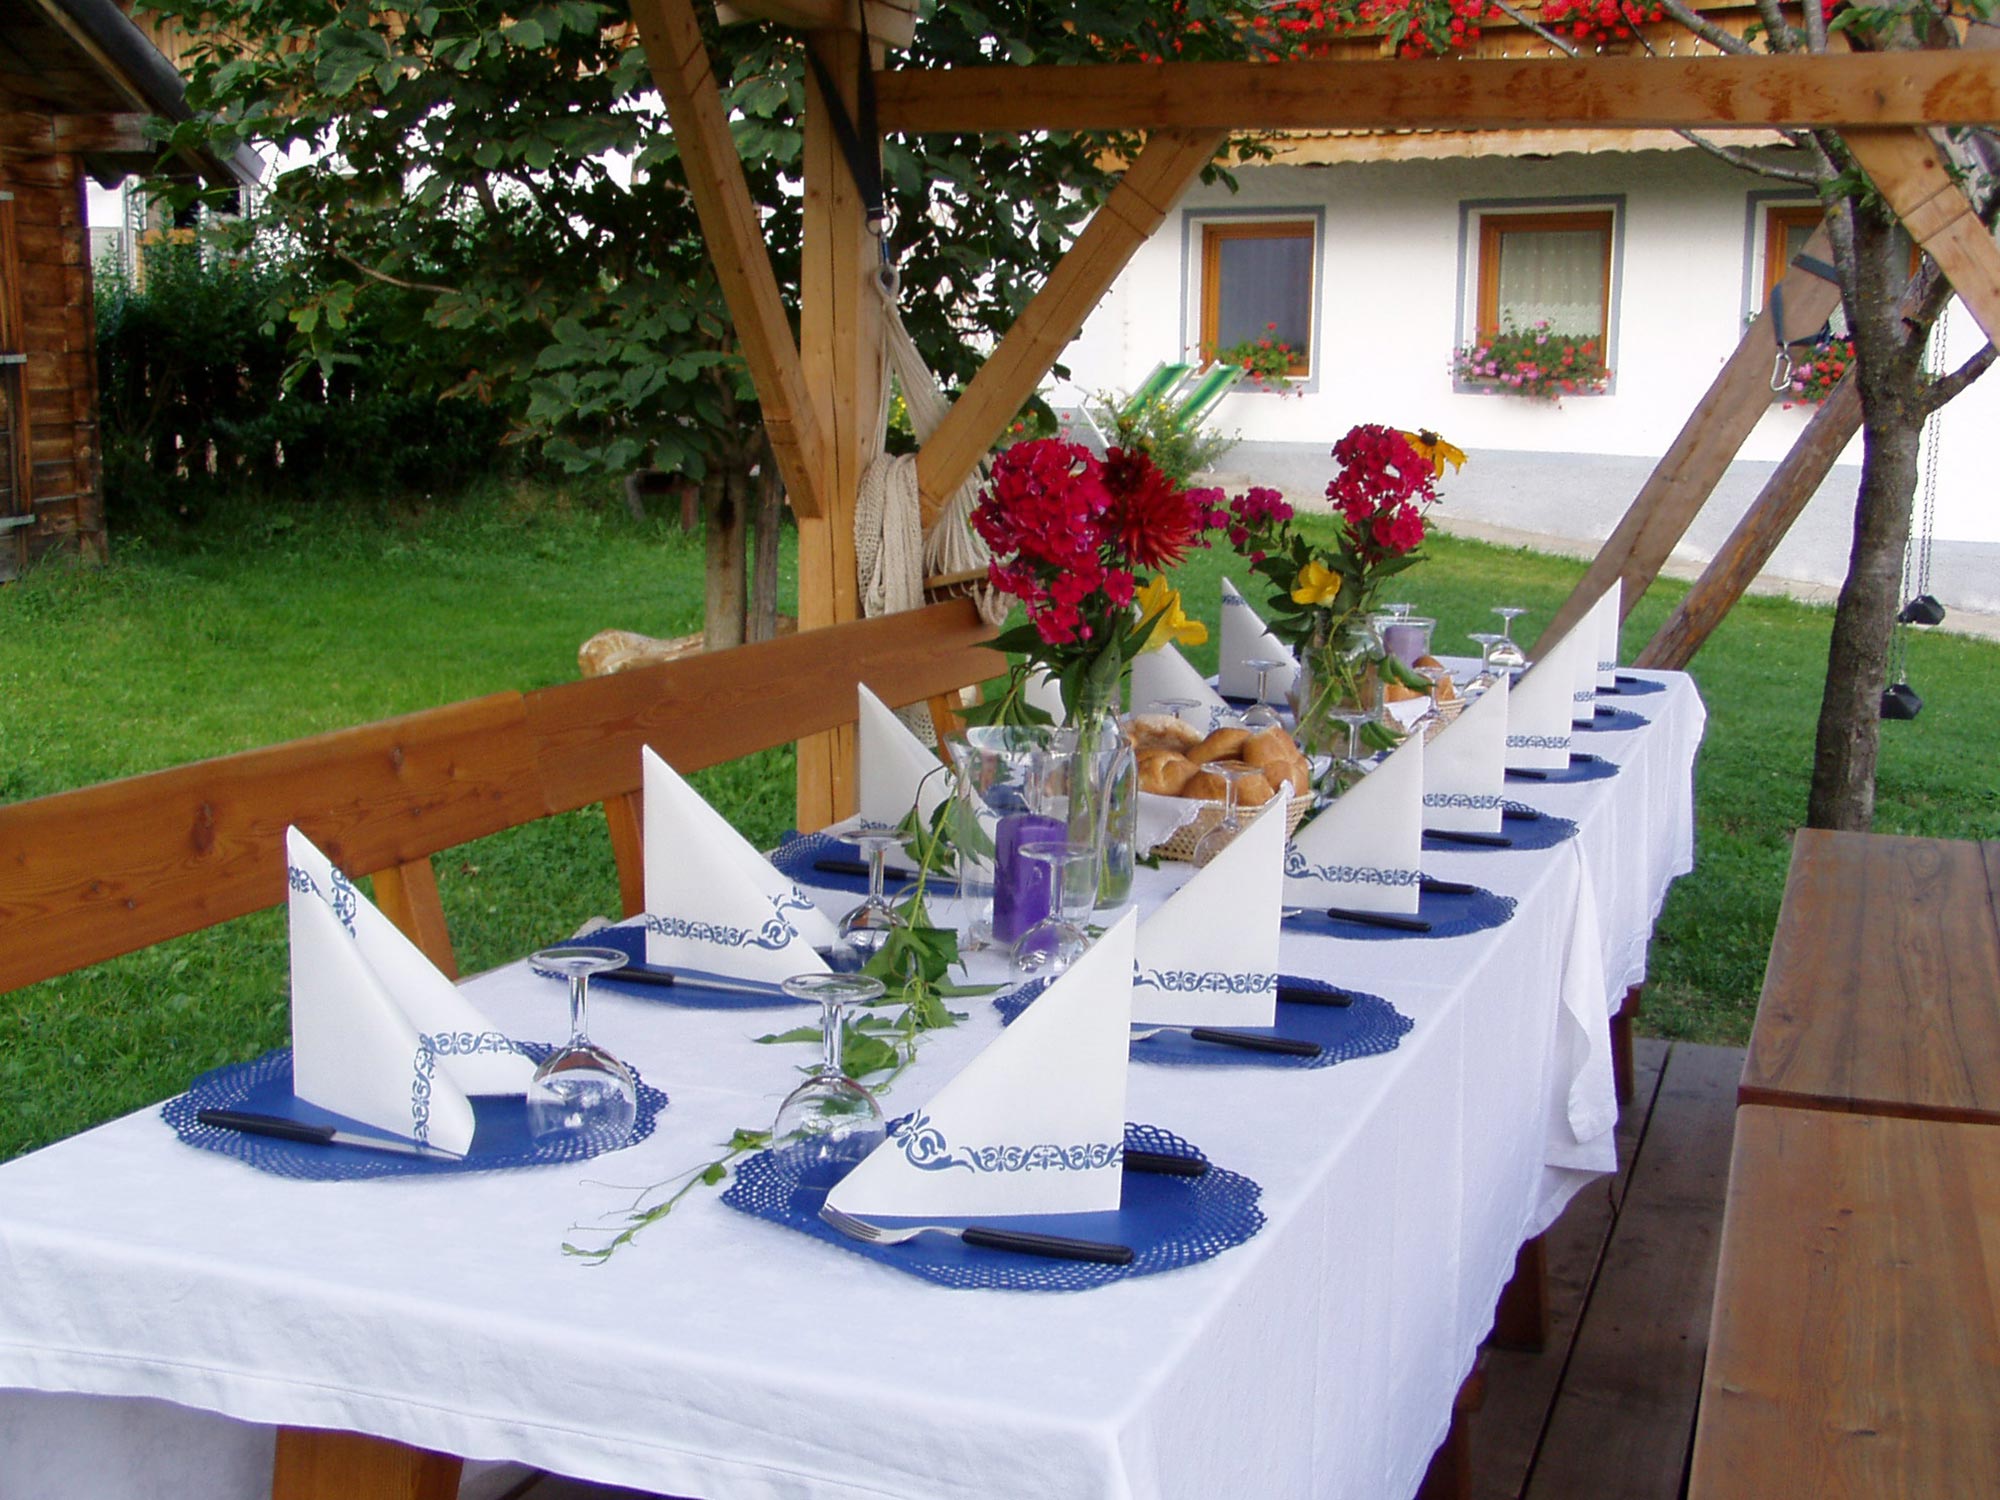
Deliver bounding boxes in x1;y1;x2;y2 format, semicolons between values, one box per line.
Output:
1496;227;1607;334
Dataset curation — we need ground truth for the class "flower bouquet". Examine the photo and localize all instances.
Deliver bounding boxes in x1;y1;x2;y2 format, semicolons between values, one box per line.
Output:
1452;321;1609;401
1224;423;1463;760
968;439;1224;904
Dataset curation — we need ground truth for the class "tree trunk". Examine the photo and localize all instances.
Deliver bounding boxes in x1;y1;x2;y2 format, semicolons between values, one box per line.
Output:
748;441;784;643
1806;210;1926;832
702;468;746;651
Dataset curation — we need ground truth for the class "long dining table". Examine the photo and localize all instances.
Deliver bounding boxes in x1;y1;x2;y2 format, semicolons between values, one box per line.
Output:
0;671;1705;1500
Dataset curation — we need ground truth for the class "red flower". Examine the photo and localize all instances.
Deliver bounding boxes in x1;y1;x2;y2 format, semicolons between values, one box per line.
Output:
1100;446;1209;571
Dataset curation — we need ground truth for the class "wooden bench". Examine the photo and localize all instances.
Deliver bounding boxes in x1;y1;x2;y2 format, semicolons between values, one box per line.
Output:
0;599;1001;1500
1689;829;2000;1498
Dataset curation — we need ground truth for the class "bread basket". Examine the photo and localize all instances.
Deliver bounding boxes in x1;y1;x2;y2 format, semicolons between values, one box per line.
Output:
1154;791;1311;864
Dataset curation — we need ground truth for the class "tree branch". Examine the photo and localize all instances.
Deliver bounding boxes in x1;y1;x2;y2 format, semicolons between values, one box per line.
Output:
1673;128;1824;183
1920;340;1996;413
1488;0;1583;57
330;245;458;296
1751;0;1799;52
1655;0;1754;54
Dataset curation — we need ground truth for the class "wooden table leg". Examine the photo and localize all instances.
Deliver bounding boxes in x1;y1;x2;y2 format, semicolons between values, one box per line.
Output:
272;1427;463;1500
1612;984;1643;1105
1416;1360;1487;1500
1491;1233;1549;1352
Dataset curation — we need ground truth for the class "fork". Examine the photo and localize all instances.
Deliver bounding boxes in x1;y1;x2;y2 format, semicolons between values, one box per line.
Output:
818;1204;1134;1264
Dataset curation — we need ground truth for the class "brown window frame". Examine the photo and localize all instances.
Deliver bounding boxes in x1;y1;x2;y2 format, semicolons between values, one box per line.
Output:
1198;219;1315;378
1474;209;1615;341
1761;204;1825;309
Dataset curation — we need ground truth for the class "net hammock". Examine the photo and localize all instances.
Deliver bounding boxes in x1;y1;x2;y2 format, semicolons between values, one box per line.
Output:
852;267;1010;743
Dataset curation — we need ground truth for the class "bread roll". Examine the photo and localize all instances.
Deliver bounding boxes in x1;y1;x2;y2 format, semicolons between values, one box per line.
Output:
1264;755;1311;798
1125;713;1203;753
1137;748;1198;795
1432;672;1457;703
1384;680;1423;703
1187;726;1252;764
1240;725;1301;770
1414;654;1446;671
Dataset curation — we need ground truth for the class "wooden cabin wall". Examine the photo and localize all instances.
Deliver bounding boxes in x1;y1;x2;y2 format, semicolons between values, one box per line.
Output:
0;114;104;581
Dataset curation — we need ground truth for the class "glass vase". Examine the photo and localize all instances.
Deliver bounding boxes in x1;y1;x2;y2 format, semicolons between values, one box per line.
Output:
1065;685;1138;912
1290;614;1387;762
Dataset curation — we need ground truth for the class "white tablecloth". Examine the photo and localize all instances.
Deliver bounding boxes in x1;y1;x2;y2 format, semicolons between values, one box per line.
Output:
0;672;1703;1500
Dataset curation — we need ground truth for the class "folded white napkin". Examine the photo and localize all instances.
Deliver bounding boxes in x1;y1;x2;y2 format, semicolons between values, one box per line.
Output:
857;684;950;833
1129;642;1233;731
1506;625;1591;770
1023;668;1066;725
642;747;834;981
1423;674;1508;834
1570;600;1602;728
1385;694;1430;730
1595;578;1624;690
1219;578;1299;702
1133;795;1283;1026
286;828;530;1154
827;911;1136;1218
1284;732;1424;914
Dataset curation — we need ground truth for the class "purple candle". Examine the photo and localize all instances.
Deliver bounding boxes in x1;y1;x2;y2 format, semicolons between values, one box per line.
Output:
991;812;1064;944
1381;616;1436;667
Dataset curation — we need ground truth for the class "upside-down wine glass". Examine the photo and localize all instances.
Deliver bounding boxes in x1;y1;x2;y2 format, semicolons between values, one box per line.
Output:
1241;658;1287;730
526;946;639;1146
1191;760;1261;868
1466;632;1507;697
1011;839;1097;976
771;972;888;1181
838;825;910;961
1488;606;1529;675
1145;696;1208;734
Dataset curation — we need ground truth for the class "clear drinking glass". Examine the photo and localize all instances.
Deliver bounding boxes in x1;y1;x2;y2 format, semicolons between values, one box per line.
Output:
1011;839;1097;976
1191;759;1259;868
1242;658;1287;729
1145;696;1207;733
1489;606;1529;674
771;972;888;1181
1466;631;1506;696
526;946;639;1146
837;827;909;960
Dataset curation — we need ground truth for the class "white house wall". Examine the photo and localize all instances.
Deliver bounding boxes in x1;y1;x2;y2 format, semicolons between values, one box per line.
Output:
1061;149;2000;548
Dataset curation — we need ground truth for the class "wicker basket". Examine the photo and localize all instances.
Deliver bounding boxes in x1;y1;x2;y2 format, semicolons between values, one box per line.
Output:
1155;792;1312;864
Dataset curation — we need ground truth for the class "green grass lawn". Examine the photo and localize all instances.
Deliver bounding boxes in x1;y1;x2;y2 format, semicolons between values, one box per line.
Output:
3;480;1995;1161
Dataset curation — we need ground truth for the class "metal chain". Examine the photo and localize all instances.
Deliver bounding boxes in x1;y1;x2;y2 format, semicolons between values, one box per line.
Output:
1890;304;1951;689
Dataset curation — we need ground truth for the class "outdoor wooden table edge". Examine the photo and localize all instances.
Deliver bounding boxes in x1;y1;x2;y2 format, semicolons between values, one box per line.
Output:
1737;828;2000;1125
1688;1104;2000;1500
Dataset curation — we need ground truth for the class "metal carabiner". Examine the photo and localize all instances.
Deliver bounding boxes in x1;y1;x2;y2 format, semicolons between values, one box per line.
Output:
1770;350;1794;393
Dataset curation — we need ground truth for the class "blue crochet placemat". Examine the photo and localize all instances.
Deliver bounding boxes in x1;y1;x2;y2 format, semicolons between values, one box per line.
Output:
1285;883;1515;940
995;973;1412;1070
1424;805;1578;853
1576;706;1651;733
721;1121;1263;1291
1598;676;1666;697
1507;753;1620;786
769;830;960;900
538;926;810;1009
161;1043;668;1181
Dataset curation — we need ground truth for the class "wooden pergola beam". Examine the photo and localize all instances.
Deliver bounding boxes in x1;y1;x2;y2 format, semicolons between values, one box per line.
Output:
629;0;829;519
1845;126;2000;344
914;128;1227;523
875;51;2000;135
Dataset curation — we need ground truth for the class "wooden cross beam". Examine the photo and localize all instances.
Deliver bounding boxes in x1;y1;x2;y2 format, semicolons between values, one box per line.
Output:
875;51;2000;135
629;0;829;519
914;128;1228;524
1844;126;2000;343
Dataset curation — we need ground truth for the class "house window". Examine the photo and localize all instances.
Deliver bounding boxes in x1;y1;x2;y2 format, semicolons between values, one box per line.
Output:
1475;209;1614;340
1199;220;1314;377
1761;204;1823;308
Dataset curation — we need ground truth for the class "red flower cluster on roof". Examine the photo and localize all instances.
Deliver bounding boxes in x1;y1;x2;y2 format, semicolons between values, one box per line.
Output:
1539;0;1664;41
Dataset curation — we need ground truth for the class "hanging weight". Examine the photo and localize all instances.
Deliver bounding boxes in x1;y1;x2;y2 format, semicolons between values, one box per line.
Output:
1880;683;1924;720
1898;594;1947;626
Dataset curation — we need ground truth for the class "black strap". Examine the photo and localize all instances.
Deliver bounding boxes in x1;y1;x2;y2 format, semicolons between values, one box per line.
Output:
802;20;886;233
1789;252;1840;284
1769;281;1833;351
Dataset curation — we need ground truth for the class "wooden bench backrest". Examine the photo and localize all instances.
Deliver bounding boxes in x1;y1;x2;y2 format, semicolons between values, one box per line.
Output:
0;600;1001;994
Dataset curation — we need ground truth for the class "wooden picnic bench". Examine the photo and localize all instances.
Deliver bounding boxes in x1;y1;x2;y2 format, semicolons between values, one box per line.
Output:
1689;828;2000;1498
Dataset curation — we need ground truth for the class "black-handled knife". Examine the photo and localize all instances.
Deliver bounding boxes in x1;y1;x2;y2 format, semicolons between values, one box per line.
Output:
1123;1148;1210;1177
1421;876;1478;896
1278;981;1353;1007
1425;828;1513;848
603;963;791;1001
1323;906;1433;932
1502;805;1544;822
197;1108;464;1161
812;857;873;878
1189;1027;1322;1057
962;1226;1135;1264
1506;767;1552;781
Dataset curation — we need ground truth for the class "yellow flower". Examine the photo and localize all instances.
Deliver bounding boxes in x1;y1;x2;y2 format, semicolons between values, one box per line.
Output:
1403;428;1466;478
1134;576;1207;652
1291;559;1342;608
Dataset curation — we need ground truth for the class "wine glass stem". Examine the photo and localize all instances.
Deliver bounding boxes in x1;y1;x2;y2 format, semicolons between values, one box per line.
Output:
819;997;845;1078
566;974;591;1046
1221;771;1239;825
1254;667;1269;704
867;845;887;906
1343;719;1361;762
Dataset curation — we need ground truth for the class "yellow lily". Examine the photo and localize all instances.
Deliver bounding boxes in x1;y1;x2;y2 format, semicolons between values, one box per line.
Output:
1403;428;1467;478
1290;559;1343;608
1135;577;1207;652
